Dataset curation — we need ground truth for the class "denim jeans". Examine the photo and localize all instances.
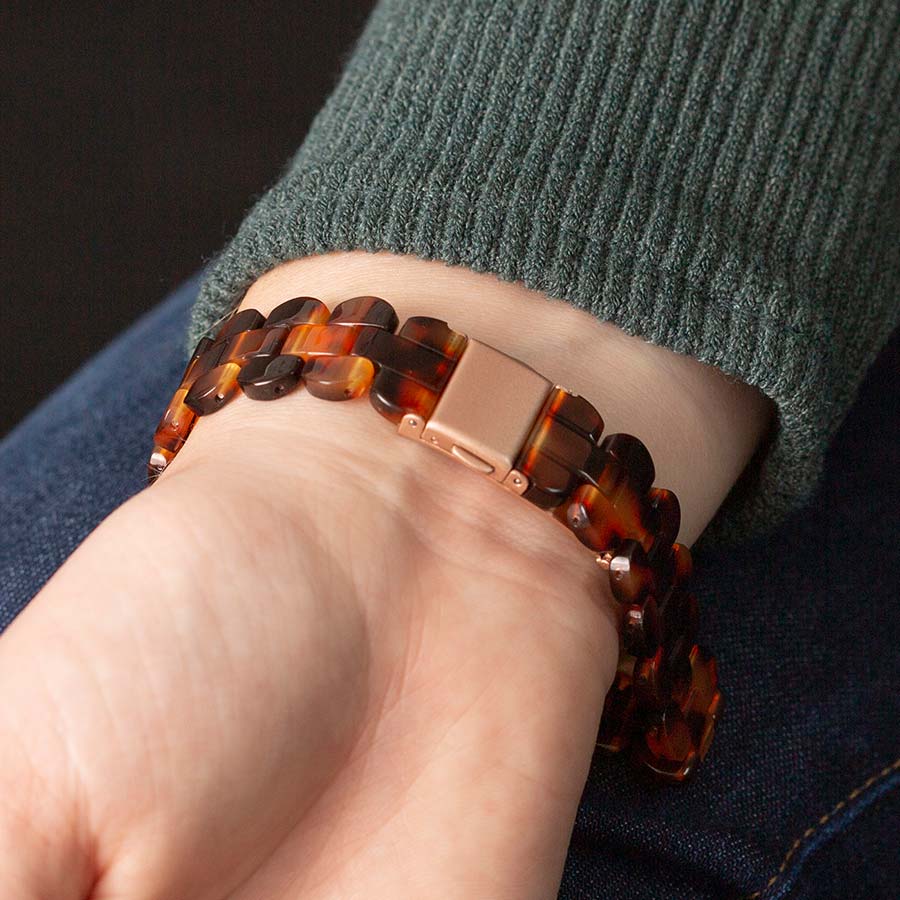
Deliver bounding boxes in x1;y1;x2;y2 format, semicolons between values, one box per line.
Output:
1;276;897;899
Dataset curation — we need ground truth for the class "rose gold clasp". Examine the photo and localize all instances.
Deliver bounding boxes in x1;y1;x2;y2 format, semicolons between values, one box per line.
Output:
397;337;553;494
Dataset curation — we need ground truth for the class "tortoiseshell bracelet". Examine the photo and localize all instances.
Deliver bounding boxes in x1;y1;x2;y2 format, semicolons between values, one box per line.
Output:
149;295;721;783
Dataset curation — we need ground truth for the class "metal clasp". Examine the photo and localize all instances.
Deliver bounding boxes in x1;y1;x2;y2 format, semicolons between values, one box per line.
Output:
397;338;553;494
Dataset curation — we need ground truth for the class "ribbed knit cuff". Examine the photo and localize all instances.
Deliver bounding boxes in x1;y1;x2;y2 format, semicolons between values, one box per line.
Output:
189;0;900;549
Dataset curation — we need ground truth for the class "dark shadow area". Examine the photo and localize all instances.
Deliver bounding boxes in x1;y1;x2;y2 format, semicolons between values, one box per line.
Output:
1;0;374;435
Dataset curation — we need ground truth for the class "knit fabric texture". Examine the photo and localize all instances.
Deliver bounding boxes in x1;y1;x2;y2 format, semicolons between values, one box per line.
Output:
189;0;900;548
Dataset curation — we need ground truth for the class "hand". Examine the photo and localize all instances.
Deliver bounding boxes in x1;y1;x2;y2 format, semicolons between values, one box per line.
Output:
0;253;772;899
0;384;616;900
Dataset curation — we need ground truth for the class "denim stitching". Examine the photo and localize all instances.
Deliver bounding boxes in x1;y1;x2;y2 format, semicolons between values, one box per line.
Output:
744;757;900;899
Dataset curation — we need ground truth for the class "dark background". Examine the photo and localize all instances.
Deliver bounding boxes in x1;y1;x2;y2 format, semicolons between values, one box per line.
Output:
1;1;374;436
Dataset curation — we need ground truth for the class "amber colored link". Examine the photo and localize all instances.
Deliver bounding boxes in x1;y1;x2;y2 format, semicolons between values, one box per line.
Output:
576;451;650;531
182;344;226;390
671;542;693;585
192;335;216;358
281;323;320;356
683;648;722;760
517;404;596;510
597;433;655;495
645;541;693;604
281;299;396;403
356;321;465;390
648;547;676;602
153;387;197;454
264;297;330;328
588;449;629;501
559;482;618;552
355;329;457;390
632;646;721;781
328;296;399;331
215;308;265;342
399;315;468;357
184;362;242;416
222;325;289;365
520;453;580;509
622;594;661;658
238;354;305;402
517;422;586;510
369;368;442;425
648;487;681;547
358;318;467;426
524;392;598;466
180;337;214;383
632;646;669;710
303;356;376;401
294;323;355;357
660;588;699;651
675;647;719;716
626;643;718;781
222;328;269;364
663;634;694;699
285;323;381;359
597;671;638;753
257;326;291;358
634;705;699;781
588;445;662;542
544;387;604;441
559;480;652;555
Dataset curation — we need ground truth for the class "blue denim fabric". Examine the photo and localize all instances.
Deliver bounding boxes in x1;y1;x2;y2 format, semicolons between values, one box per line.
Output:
1;276;898;899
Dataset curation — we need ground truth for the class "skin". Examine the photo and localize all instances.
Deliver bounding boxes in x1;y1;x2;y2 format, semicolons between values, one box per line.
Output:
0;252;773;899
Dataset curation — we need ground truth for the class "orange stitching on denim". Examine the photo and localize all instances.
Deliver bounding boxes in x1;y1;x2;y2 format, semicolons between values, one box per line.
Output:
744;757;900;899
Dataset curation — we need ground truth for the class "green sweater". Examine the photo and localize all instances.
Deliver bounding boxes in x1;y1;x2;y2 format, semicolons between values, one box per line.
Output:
189;0;900;548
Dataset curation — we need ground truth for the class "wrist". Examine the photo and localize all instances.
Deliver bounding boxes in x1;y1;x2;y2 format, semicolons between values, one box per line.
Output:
197;250;773;547
160;247;773;707
158;348;621;658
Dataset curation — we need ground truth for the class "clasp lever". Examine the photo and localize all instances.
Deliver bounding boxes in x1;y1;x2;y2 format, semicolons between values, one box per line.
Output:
397;337;553;494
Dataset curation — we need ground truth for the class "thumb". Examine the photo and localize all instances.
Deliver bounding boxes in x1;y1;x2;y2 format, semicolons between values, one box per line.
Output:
0;763;95;900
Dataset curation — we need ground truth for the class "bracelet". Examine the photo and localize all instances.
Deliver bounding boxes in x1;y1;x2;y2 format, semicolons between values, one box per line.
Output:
149;295;721;783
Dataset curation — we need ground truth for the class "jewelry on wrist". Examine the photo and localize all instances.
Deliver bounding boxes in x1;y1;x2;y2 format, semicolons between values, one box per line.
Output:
149;295;721;783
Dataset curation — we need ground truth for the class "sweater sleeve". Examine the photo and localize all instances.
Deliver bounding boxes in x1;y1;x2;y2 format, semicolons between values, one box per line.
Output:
188;0;900;548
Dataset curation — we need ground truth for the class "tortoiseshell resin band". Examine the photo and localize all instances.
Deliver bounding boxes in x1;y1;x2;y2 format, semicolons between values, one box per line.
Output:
149;295;721;783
